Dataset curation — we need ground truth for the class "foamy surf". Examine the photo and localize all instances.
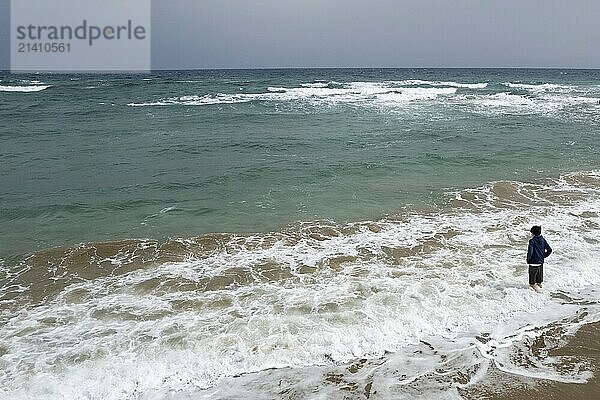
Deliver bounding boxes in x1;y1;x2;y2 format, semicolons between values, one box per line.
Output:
126;78;600;122
126;80;468;107
1;171;599;400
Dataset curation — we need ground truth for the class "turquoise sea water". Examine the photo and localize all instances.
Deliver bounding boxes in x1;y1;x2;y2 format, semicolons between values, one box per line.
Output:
1;69;600;400
1;69;599;261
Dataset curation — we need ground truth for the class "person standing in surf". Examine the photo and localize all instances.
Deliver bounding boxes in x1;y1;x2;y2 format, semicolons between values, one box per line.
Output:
527;225;552;291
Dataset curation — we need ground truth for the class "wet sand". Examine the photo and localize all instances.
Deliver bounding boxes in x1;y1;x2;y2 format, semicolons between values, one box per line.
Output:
463;321;600;400
193;321;600;399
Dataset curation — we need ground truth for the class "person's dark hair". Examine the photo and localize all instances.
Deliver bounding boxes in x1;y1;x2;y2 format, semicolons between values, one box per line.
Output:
530;225;542;236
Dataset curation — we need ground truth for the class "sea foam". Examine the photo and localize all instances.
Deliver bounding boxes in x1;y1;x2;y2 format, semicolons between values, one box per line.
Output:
127;81;460;108
1;171;599;400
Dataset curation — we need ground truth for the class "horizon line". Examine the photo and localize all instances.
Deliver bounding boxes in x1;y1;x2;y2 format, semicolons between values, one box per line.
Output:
2;66;600;73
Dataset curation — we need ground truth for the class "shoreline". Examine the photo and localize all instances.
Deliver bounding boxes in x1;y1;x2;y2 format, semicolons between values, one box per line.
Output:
192;320;600;399
463;321;600;400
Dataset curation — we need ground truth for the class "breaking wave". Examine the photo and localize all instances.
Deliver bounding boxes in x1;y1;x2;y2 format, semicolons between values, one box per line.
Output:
1;171;599;399
126;79;600;122
127;80;474;107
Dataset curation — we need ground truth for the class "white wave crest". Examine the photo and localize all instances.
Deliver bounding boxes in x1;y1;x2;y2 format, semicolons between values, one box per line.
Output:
0;85;51;92
392;79;488;89
299;81;343;88
458;91;600;117
128;94;253;107
128;81;458;108
476;92;535;107
502;82;576;92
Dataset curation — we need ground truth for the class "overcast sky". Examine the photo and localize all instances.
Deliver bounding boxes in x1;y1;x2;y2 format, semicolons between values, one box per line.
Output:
150;0;600;69
2;0;600;70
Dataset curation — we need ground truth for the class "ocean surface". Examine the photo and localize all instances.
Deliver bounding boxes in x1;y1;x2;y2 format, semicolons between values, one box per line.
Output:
1;69;600;399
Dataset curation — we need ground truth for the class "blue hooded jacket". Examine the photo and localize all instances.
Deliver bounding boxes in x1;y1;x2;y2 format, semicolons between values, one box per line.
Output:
527;235;552;265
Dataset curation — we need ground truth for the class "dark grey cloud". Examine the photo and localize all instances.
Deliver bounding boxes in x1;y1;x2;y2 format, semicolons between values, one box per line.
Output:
151;0;600;69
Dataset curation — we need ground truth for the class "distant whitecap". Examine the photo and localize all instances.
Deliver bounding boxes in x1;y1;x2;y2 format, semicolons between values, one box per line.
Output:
0;85;51;92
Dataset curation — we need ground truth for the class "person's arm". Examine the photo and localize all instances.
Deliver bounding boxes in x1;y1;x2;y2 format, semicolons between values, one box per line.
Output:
544;239;552;258
527;240;533;264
